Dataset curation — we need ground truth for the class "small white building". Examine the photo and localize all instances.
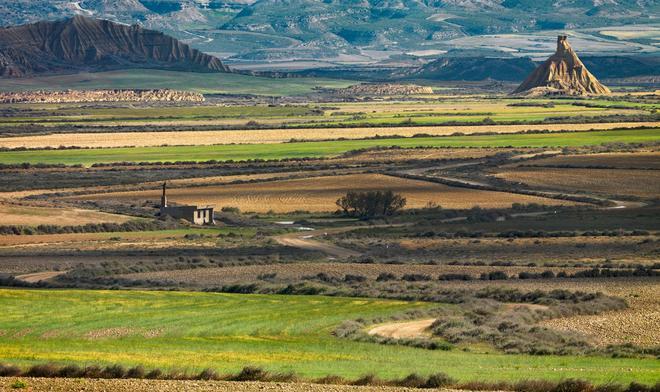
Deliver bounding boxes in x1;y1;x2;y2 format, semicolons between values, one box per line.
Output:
158;182;214;225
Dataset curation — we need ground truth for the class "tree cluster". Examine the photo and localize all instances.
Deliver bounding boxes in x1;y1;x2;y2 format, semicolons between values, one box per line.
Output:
336;190;406;218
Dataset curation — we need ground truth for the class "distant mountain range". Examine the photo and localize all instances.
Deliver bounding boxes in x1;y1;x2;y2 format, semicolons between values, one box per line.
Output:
0;15;228;77
0;15;657;82
1;0;658;67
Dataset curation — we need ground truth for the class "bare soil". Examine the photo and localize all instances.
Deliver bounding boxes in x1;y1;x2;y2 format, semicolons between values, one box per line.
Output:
0;378;452;392
368;319;435;339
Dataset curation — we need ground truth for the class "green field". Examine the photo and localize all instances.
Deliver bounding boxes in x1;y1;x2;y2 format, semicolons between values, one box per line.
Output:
0;289;657;383
1;128;658;166
0;99;651;128
0;69;355;96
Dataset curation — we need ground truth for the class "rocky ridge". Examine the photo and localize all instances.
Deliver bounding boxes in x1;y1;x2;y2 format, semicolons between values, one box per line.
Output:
0;15;229;77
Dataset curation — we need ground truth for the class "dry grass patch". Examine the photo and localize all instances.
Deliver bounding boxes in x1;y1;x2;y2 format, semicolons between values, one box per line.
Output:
72;174;575;213
0;202;132;226
494;168;660;198
1;122;656;148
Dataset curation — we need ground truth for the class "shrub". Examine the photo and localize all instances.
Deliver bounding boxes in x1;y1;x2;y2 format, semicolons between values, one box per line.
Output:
0;363;21;377
625;383;658;392
595;384;625;392
57;364;83;378
145;368;164;379
82;365;103;378
439;273;473;281
344;274;367;283
231;366;269;381
516;379;557;392
102;364;126;379
10;380;27;389
197;368;220;380
126;366;145;379
376;273;397;281
352;373;384;386
315;375;347;385
26;363;58;377
554;379;595;392
336;190;406;218
402;274;432;282
480;271;509;280
396;373;426;388
425;372;456;388
270;372;298;382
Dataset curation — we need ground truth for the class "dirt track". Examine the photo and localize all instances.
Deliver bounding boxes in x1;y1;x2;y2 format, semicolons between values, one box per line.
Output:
273;228;361;259
368;319;435;339
14;271;67;283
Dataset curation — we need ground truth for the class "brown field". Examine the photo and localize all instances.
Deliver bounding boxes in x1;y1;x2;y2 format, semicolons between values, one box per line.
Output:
518;151;660;170
71;174;576;213
494;168;660;198
0;202;132;226
0;168;363;202
1;122;656;148
119;262;597;286
0;378;431;392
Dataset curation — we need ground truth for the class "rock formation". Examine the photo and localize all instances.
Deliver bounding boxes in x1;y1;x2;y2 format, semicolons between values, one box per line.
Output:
0;89;205;104
333;83;434;97
0;15;229;77
513;36;611;96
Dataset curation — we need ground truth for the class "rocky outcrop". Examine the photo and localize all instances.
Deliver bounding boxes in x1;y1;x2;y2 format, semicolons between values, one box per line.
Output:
513;36;611;96
0;15;229;77
0;89;204;103
333;83;434;97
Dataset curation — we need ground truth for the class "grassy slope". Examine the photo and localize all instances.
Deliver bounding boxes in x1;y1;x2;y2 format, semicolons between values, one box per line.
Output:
0;70;355;96
0;128;658;166
0;289;657;383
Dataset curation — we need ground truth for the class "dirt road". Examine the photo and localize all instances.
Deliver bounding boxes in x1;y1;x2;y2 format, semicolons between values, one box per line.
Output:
14;271;67;283
368;319;436;339
273;228;360;259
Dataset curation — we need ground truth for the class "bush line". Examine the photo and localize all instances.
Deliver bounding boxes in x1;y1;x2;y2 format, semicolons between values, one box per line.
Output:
0;363;657;391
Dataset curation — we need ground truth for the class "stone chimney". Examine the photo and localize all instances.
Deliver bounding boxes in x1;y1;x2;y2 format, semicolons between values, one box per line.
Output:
161;182;167;209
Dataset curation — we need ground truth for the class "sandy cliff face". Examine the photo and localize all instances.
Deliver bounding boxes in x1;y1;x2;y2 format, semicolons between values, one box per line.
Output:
513;36;611;96
0;15;229;77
